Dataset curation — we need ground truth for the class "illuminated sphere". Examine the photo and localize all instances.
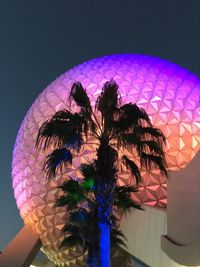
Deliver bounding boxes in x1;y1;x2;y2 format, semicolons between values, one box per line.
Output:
12;54;200;266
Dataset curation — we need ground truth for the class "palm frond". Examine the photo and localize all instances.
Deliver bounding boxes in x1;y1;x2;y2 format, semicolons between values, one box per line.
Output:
121;155;141;185
56;194;84;209
80;163;96;190
111;228;127;248
114;195;143;213
61;224;87;249
70;82;100;138
136;126;166;144
60;235;82;249
51;109;72;120
85;197;97;210
44;148;72;179
115;185;138;194
95;80;119;114
36;109;71;148
137;140;164;157
62;208;99;245
139;107;152;125
121;133;138;145
115;103;152;131
61;224;98;253
68;208;89;225
80;163;96;178
35;120;53;149
57;179;87;209
70;82;92;113
140;152;168;178
114;185;143;213
62;223;79;233
35;110;85;150
58;179;82;193
81;177;94;190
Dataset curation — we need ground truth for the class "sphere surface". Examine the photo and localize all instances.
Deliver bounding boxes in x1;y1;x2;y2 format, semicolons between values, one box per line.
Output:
12;54;200;265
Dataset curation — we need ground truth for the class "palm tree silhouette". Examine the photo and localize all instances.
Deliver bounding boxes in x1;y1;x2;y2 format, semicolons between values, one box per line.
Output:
36;80;168;267
55;163;130;267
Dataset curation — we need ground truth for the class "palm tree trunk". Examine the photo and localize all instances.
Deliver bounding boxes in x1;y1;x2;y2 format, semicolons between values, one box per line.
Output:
87;248;93;267
98;222;110;267
93;249;99;267
96;180;112;267
87;247;99;267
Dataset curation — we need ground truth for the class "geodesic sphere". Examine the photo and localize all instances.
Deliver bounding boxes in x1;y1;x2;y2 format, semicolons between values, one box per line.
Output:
12;54;200;266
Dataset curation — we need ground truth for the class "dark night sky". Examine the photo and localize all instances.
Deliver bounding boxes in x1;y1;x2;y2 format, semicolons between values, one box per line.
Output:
0;0;200;250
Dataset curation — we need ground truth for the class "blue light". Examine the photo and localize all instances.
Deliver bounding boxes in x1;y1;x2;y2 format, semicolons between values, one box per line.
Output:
99;222;110;267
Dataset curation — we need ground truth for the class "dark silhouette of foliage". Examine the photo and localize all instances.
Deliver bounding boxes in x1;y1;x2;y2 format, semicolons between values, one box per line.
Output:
36;80;168;267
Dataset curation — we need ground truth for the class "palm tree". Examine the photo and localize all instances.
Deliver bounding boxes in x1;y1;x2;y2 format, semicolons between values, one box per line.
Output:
56;164;100;267
36;80;168;267
55;163;131;267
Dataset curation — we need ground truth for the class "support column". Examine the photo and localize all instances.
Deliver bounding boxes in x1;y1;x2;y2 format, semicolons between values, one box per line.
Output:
0;224;41;267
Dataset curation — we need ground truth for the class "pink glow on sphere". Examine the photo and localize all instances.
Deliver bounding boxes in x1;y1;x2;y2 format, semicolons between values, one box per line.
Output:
12;54;200;265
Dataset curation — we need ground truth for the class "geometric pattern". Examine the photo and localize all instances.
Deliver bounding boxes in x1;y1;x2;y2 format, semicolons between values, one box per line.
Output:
12;54;200;266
